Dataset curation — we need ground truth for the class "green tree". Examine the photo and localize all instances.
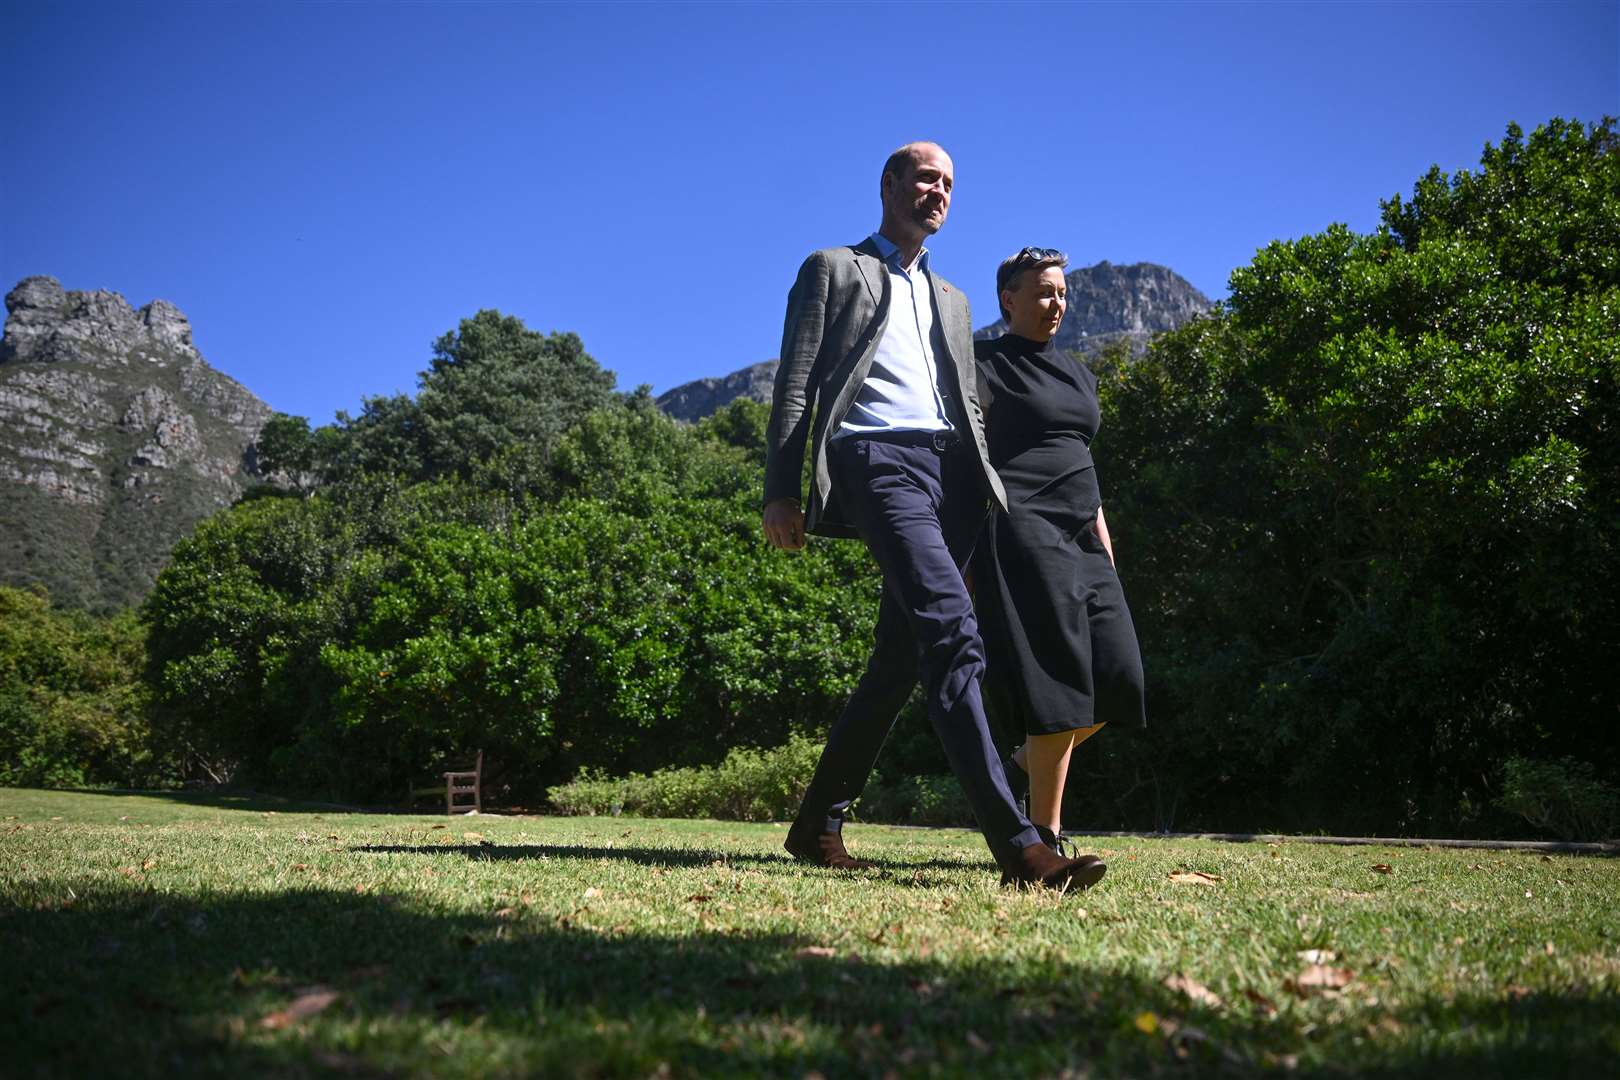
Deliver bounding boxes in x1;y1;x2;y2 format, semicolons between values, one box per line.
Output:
291;310;620;489
1086;118;1619;834
144;404;880;803
417;312;618;479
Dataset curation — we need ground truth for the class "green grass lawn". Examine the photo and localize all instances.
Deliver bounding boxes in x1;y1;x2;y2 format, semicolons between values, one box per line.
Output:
2;789;1616;1078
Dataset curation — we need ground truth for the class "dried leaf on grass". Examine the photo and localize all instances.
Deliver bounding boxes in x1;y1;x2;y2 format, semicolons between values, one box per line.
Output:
1371;864;1394;875
1163;973;1224;1008
1285;964;1355;997
1169;870;1223;886
260;987;339;1029
795;946;837;959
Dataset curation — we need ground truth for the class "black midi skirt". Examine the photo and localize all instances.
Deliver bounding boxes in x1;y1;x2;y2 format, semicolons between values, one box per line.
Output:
972;462;1147;738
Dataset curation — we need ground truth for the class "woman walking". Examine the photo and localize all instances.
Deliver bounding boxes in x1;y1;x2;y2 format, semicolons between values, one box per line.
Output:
972;247;1148;858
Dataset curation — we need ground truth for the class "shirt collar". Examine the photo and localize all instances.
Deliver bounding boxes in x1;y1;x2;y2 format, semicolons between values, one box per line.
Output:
869;231;929;274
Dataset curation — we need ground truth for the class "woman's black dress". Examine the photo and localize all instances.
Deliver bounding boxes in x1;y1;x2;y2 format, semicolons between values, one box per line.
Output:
971;332;1147;736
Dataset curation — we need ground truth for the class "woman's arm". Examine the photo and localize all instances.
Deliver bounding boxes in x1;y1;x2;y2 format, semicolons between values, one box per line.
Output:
1095;504;1116;567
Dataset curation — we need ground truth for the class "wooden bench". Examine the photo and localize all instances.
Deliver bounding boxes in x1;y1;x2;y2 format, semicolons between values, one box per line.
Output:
409;750;482;815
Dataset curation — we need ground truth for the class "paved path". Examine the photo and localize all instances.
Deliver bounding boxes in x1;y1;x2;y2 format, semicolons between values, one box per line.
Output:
1066;830;1617;855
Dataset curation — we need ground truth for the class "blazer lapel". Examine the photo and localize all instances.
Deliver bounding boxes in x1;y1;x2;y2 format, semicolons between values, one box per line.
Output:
852;237;883;307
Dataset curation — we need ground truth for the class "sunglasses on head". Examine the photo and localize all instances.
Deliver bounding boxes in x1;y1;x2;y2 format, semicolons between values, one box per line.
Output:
999;247;1068;293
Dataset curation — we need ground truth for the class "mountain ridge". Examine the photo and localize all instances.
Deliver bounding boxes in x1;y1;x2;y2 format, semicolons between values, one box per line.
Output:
1;276;272;611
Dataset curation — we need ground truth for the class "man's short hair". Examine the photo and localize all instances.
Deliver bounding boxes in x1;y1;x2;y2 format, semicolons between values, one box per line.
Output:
996;247;1070;321
880;141;937;190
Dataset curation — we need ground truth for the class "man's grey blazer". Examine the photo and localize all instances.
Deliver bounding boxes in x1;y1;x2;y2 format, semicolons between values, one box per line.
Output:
763;237;1008;539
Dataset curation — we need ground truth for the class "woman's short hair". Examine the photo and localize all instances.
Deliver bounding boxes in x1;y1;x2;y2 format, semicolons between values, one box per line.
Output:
996;247;1069;321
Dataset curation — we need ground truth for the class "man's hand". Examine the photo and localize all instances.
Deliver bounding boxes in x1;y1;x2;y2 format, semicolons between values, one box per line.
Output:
763;498;807;550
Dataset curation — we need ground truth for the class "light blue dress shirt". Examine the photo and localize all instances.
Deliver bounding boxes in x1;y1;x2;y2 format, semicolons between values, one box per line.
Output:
835;232;955;439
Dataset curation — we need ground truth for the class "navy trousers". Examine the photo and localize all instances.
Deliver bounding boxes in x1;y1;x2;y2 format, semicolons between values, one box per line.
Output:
795;434;1043;865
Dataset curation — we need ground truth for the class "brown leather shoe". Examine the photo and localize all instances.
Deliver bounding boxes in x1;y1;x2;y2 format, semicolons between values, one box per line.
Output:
999;841;1107;891
784;821;877;870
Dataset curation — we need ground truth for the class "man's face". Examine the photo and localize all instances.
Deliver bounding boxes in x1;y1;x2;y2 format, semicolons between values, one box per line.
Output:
883;144;954;236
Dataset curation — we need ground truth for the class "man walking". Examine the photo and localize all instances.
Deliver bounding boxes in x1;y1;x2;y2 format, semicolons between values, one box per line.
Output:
763;141;1105;890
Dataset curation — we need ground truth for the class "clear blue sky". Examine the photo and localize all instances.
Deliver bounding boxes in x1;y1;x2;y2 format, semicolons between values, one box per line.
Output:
3;1;1615;424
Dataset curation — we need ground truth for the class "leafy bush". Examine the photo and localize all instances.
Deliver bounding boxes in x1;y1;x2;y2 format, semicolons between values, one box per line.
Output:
546;733;824;821
857;773;975;827
549;753;979;829
1497;757;1620;842
0;587;168;788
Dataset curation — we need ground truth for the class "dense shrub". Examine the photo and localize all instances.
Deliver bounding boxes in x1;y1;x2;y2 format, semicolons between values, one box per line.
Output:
1497;757;1620;842
858;773;975;827
546;733;824;821
0;587;168;788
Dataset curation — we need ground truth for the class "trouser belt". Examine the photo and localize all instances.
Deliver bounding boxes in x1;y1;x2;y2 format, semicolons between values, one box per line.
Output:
864;428;961;452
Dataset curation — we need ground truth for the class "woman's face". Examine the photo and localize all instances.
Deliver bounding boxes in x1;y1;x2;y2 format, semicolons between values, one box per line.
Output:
1002;265;1067;342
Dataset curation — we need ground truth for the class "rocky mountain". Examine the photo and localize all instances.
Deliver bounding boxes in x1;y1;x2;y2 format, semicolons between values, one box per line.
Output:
971;260;1212;352
656;260;1212;422
0;276;272;612
654;359;779;423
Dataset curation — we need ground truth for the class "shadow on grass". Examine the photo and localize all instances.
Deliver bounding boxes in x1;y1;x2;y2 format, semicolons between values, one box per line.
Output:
355;843;1009;878
34;787;388;816
5;884;1615;1078
359;842;828;872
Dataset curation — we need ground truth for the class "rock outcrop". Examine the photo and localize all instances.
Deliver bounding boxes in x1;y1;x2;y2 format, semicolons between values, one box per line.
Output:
0;276;272;611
